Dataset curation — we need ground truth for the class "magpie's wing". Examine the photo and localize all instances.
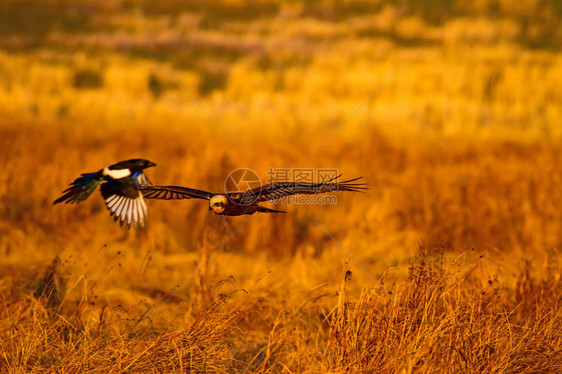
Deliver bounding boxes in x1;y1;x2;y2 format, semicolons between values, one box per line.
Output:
135;172;152;187
242;175;367;203
140;185;214;201
101;178;147;228
53;172;102;204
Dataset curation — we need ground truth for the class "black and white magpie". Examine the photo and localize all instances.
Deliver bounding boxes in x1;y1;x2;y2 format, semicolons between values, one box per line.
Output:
54;159;156;228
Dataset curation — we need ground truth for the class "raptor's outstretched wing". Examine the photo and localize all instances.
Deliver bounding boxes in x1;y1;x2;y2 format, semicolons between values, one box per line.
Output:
242;175;367;203
140;185;214;201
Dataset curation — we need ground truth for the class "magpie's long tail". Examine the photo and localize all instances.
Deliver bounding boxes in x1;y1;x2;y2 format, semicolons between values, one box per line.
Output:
53;172;101;204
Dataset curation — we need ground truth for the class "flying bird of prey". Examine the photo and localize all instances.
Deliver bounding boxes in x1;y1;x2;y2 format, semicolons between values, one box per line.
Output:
140;175;366;216
53;159;156;228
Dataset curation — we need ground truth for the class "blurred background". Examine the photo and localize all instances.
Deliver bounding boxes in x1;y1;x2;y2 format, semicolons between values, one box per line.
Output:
0;0;561;371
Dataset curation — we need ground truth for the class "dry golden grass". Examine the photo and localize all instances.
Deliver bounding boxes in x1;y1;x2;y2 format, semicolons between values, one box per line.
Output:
1;1;562;373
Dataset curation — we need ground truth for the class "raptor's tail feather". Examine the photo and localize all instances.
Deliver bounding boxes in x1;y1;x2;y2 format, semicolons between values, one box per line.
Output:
257;205;287;214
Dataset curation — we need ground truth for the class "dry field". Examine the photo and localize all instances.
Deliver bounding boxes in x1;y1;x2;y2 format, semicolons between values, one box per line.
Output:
0;0;561;372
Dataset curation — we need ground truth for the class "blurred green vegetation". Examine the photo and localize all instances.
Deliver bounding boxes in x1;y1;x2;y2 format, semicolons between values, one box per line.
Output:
1;0;561;49
2;0;560;100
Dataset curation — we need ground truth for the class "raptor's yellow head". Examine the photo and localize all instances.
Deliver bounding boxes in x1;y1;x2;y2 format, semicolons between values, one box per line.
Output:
209;195;227;214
